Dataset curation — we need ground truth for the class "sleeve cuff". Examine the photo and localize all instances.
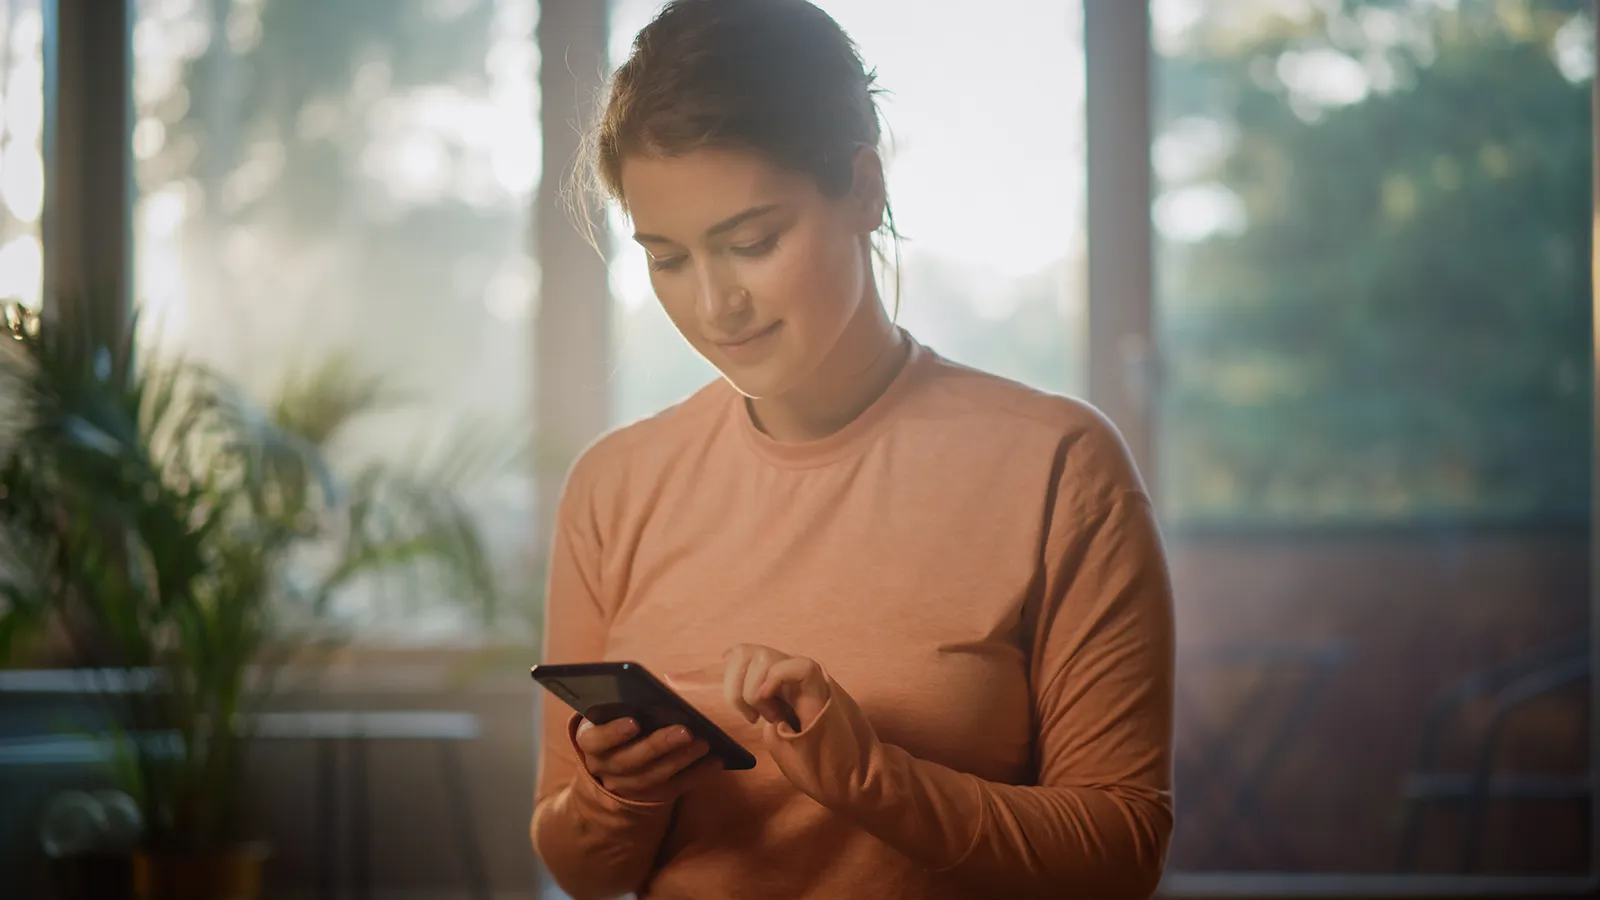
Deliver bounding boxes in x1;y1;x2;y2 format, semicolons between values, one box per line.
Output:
564;712;674;816
771;664;842;743
774;695;835;741
764;674;868;807
929;777;987;873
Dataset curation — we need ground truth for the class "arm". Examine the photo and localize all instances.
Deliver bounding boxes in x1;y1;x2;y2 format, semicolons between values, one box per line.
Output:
766;490;1175;900
530;467;675;900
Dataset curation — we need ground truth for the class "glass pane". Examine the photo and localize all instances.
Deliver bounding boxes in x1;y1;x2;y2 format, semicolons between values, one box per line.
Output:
1154;0;1593;874
0;0;42;309
606;0;1087;424
131;0;539;641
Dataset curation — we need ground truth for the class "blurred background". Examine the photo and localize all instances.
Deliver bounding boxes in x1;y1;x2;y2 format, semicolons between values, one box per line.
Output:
0;0;1593;898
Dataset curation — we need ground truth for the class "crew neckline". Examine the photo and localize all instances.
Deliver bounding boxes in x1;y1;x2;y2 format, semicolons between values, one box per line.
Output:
732;329;931;469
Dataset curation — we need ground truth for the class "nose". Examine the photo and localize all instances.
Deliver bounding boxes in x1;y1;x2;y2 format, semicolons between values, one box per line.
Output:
694;260;752;332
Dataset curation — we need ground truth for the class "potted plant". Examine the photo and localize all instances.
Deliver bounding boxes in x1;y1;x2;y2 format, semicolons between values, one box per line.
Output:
0;297;511;899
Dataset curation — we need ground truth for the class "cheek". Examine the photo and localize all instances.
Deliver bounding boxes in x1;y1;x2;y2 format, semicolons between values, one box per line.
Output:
757;228;863;328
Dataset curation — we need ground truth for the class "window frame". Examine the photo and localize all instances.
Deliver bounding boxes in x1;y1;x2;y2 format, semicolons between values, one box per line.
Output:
43;0;132;327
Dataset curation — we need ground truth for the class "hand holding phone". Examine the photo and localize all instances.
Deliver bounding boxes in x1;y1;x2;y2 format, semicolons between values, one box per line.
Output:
573;717;722;804
534;661;758;803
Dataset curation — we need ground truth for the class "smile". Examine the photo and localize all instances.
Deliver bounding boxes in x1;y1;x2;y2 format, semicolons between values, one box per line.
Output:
713;321;783;348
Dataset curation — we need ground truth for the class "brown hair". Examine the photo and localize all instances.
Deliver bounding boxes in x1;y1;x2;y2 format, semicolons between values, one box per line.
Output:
574;0;902;307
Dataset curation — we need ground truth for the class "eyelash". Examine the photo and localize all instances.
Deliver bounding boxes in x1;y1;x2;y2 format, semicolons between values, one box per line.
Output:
731;234;780;258
647;235;780;273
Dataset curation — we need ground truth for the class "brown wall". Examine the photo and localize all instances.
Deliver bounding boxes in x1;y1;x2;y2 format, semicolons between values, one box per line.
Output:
1166;527;1590;874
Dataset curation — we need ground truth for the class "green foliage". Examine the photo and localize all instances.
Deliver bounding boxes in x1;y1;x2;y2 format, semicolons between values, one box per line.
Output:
1156;0;1593;525
0;296;504;851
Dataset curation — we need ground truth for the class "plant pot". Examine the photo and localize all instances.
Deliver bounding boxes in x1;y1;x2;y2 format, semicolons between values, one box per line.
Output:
131;843;269;900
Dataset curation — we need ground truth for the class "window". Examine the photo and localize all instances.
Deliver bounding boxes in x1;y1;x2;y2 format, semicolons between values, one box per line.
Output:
605;0;1088;425
0;0;43;309
131;0;540;641
1155;0;1592;527
1154;0;1594;880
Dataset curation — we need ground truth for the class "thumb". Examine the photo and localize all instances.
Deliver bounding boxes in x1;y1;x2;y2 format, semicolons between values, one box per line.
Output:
761;718;785;745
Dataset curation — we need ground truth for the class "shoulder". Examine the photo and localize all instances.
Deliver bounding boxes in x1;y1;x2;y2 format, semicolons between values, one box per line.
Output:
558;378;728;519
912;351;1146;507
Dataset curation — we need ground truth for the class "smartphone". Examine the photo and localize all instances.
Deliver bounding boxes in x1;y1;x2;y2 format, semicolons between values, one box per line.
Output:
531;661;758;771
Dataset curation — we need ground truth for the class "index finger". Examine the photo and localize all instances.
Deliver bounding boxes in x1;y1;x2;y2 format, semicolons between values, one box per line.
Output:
576;717;640;755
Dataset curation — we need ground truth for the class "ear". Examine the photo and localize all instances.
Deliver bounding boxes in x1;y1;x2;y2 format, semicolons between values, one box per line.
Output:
846;146;888;236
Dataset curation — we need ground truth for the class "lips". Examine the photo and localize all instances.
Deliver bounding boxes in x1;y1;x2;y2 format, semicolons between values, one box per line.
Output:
713;320;782;348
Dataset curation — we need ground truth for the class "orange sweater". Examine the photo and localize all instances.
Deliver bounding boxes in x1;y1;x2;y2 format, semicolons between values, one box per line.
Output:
531;335;1175;899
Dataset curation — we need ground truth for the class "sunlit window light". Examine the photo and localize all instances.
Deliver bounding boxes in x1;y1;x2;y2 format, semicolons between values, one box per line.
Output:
607;203;653;312
1;139;42;223
5;62;41;143
134;61;180;110
9;8;39;59
483;255;538;323
1278;49;1372;108
138;183;188;240
0;234;41;309
133;116;167;160
488;99;538;194
361;129;451;205
1553;14;1596;84
226;7;263;54
221;141;285;213
134;240;189;346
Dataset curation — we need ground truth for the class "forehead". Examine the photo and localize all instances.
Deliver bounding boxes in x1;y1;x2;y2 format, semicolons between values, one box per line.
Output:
620;147;812;236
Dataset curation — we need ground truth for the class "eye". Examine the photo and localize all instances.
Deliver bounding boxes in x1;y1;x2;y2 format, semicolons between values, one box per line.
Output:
730;234;779;258
647;255;687;273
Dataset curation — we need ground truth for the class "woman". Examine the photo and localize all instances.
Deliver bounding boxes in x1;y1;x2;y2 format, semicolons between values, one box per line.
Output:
530;1;1175;897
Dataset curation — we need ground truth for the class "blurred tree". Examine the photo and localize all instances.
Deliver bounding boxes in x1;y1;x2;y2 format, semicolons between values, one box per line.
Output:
1155;0;1593;525
133;0;541;638
139;0;536;421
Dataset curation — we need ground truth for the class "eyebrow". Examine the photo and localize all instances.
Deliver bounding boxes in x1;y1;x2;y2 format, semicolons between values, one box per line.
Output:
633;204;781;245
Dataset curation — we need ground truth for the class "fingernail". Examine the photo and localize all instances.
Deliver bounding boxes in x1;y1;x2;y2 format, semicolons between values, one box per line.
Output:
671;726;692;744
619;718;638;735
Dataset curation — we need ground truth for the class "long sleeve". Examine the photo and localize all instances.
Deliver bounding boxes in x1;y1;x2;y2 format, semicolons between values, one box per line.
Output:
766;490;1176;900
529;463;675;900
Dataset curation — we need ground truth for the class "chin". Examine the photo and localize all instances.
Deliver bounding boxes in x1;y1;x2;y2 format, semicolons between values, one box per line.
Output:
698;329;822;401
707;347;810;401
715;365;794;401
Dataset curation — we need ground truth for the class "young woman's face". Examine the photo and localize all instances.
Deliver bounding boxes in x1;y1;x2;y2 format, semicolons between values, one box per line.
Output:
620;147;882;400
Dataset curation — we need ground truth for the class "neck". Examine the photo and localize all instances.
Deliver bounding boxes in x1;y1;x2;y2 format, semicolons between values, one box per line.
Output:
748;292;906;443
